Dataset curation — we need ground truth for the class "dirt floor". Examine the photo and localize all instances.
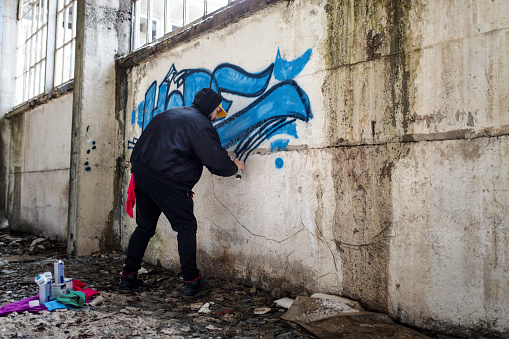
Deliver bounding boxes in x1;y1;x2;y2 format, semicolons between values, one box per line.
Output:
0;225;317;338
0;225;449;339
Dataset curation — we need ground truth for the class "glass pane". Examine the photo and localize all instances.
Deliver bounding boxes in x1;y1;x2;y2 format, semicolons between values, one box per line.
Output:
42;25;47;58
185;0;204;25
152;0;164;40
54;48;63;86
63;43;70;83
28;68;35;98
70;40;75;79
169;0;183;31
64;5;71;43
15;76;23;104
136;0;149;48
34;63;41;95
35;30;41;62
56;10;64;48
207;0;228;14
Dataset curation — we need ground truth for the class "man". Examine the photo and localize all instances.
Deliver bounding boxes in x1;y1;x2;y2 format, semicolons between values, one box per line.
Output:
119;88;244;298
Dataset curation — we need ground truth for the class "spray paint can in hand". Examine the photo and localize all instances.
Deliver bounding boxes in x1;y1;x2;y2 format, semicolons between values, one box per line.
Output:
235;170;243;180
54;259;65;284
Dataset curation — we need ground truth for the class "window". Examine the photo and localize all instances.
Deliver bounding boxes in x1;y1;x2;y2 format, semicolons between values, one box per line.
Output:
132;0;231;50
15;0;77;105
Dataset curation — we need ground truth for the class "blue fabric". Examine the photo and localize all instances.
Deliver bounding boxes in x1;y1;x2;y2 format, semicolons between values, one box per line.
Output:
43;300;72;311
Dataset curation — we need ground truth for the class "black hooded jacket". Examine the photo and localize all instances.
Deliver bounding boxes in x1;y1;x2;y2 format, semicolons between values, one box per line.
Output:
130;89;238;190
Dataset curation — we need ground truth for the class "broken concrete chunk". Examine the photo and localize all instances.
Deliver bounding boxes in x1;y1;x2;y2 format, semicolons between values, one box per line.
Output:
275;297;294;309
254;307;271;315
283;296;431;339
310;293;363;311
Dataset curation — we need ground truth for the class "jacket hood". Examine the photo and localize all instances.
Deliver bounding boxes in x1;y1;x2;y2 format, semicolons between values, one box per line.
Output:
192;88;222;118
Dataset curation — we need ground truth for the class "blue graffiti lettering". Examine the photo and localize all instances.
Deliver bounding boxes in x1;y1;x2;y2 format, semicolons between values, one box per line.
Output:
128;48;313;161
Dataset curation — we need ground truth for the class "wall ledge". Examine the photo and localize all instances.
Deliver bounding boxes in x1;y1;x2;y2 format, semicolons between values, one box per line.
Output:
5;80;74;120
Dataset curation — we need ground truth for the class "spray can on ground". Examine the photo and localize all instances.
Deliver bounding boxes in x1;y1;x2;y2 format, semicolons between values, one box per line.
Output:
54;259;65;284
43;272;52;301
35;274;49;303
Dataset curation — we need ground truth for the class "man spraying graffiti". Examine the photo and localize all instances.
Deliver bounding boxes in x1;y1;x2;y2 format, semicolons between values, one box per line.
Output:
119;88;245;299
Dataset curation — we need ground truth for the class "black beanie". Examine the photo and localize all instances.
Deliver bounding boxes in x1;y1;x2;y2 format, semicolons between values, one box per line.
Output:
192;88;222;118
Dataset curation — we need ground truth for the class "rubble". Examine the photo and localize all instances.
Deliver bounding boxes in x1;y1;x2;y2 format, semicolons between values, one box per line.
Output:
0;227;448;338
0;227;313;338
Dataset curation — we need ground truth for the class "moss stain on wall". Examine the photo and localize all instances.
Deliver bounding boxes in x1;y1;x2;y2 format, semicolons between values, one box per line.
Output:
324;0;416;313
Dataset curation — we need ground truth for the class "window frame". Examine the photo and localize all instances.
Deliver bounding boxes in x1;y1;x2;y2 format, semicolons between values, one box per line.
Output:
131;0;234;50
14;0;77;107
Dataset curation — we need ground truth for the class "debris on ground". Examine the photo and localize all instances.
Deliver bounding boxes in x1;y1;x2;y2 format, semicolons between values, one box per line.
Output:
0;227;450;338
0;227;314;338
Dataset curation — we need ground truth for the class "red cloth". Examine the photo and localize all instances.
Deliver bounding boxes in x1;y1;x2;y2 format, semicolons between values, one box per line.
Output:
72;279;99;300
126;173;136;218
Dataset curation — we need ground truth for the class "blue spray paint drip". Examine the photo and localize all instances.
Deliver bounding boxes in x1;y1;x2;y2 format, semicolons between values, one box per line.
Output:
129;48;313;160
275;158;284;169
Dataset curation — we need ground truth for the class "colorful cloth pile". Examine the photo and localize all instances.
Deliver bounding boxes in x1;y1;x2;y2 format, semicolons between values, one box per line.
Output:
0;279;98;316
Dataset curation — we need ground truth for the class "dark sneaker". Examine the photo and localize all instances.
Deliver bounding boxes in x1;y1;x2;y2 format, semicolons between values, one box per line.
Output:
182;277;211;299
118;272;149;294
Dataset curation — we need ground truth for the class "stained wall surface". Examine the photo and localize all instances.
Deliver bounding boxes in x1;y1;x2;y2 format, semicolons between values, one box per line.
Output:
7;94;73;241
120;0;508;335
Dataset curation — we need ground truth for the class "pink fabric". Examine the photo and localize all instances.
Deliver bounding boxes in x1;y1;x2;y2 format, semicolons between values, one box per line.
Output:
126;173;136;218
72;279;99;300
0;295;48;316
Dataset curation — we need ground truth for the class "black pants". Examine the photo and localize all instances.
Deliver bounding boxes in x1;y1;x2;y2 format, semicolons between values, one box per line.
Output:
123;172;199;282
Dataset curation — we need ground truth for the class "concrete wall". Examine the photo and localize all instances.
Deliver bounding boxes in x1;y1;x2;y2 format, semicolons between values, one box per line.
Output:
6;94;73;241
67;0;130;255
119;0;509;336
0;0;17;223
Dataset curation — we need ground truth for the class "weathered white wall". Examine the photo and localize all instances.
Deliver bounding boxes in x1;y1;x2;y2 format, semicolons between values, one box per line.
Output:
7;94;73;241
120;0;509;336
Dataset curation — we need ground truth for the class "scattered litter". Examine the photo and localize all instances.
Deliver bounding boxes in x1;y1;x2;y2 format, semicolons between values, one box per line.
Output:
138;267;148;275
28;300;39;307
198;302;210;313
254;307;271;315
275;297;294;309
89;296;106;306
190;302;203;311
30;238;46;247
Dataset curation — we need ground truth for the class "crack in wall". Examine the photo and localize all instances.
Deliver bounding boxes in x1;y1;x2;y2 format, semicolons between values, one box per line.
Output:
210;178;304;244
